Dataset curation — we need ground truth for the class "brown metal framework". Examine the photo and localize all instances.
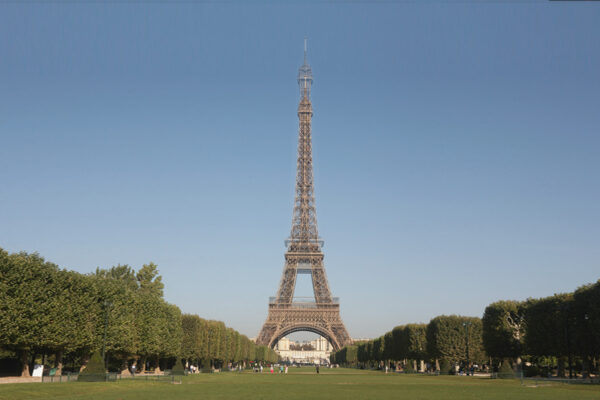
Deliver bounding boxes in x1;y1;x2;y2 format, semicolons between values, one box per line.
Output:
256;42;352;351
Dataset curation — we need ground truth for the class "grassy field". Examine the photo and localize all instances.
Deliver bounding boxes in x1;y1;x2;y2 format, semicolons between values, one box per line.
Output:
1;368;598;400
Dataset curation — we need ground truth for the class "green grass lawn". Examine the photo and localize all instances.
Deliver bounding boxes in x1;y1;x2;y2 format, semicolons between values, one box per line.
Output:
1;368;598;400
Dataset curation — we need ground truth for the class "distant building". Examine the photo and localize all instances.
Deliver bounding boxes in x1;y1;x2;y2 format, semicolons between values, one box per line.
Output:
274;336;333;364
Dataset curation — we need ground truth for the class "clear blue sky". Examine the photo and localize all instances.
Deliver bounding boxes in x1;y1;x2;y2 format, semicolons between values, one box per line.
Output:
1;2;598;340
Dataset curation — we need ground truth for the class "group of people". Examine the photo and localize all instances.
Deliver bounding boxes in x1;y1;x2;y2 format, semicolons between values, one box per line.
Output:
253;364;289;374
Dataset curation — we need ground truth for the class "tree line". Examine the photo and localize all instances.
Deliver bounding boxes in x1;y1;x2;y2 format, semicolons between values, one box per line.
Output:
180;314;277;371
0;248;276;377
482;280;599;378
332;279;599;377
332;316;484;374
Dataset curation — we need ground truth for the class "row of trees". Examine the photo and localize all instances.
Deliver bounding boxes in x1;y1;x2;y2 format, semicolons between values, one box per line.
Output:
332;316;484;374
0;248;277;377
482;280;600;377
333;279;600;377
181;314;277;370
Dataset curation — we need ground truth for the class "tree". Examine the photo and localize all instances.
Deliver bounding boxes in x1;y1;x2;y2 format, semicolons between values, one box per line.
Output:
181;314;203;365
135;263;165;371
391;325;405;362
78;351;106;381
482;300;525;362
93;265;139;373
524;293;575;377
524;294;573;358
48;269;99;375
159;303;183;364
573;281;600;366
371;337;384;365
0;251;60;376
427;315;485;367
383;332;394;366
404;324;427;370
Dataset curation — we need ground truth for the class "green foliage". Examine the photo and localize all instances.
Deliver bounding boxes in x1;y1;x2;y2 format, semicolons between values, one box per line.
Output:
573;280;600;359
0;247;188;376
180;314;257;369
171;358;185;376
78;352;106;381
0;251;60;352
382;332;393;361
524;293;573;357
94;265;139;359
427;315;485;365
482;300;525;359
439;359;452;375
371;337;383;362
404;324;427;360
181;314;204;361
498;359;515;379
331;345;358;366
81;352;106;374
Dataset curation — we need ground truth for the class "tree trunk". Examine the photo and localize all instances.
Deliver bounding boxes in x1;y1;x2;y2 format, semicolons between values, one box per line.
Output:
419;359;425;372
19;350;31;377
29;353;36;377
139;356;146;373
79;354;90;373
120;359;131;376
55;350;64;376
435;359;440;372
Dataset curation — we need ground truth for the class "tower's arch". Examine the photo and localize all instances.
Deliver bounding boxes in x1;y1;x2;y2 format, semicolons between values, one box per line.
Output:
269;325;340;351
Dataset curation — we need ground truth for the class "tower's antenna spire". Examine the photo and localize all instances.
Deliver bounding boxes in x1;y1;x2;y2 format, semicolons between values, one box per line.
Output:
304;37;307;64
298;37;313;100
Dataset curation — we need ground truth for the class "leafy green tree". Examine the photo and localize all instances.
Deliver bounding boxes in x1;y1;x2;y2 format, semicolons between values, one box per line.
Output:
0;251;59;376
159;302;183;364
357;342;368;365
573;281;600;365
171;357;185;376
524;294;573;358
404;324;427;367
371;337;383;364
93;265;139;373
181;314;203;364
427;315;485;366
383;332;394;366
78;351;106;381
498;359;515;379
482;300;525;362
48;270;99;375
524;293;575;377
391;325;406;362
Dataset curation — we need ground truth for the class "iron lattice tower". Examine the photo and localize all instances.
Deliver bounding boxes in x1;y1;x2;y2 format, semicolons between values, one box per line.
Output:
256;41;352;351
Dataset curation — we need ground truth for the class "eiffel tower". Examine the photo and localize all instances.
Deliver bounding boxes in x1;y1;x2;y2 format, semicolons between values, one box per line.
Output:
256;41;352;351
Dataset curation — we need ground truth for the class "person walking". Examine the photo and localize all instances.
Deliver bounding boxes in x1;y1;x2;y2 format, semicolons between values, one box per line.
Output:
316;364;320;374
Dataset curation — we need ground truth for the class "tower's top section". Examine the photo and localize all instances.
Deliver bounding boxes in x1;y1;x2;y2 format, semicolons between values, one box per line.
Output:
297;38;313;100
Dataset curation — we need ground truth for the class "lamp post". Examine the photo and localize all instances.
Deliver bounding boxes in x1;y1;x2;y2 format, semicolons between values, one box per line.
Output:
463;321;472;376
101;301;112;369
